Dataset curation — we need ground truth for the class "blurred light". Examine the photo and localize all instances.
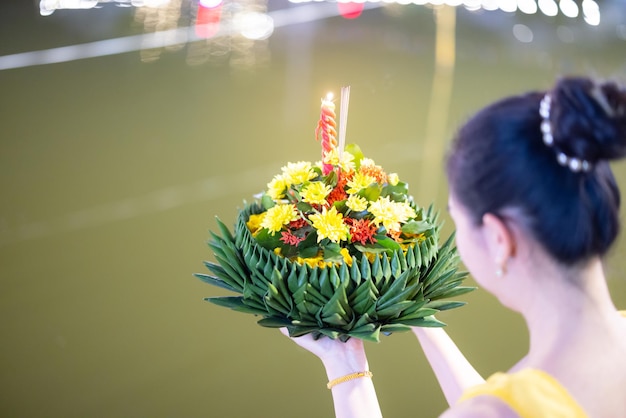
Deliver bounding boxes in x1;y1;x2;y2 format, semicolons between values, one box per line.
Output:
195;3;222;39
199;0;222;7
337;2;365;19
497;0;517;12
131;0;171;5
582;0;600;26
538;0;558;16
40;0;99;15
462;0;482;11
236;12;274;40
512;23;533;42
517;0;537;14
481;0;499;11
556;25;574;42
559;0;578;18
141;0;170;6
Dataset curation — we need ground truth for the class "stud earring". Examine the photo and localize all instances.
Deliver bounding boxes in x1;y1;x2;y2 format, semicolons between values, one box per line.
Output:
495;263;507;278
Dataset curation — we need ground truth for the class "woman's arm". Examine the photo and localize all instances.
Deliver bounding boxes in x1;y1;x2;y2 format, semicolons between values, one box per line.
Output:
412;327;484;405
280;329;383;418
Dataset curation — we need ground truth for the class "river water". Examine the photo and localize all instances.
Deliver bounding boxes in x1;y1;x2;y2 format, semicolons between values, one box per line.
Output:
1;2;625;417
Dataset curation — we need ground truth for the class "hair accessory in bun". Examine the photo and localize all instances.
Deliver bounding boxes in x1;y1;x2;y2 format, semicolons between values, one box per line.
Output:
539;94;592;173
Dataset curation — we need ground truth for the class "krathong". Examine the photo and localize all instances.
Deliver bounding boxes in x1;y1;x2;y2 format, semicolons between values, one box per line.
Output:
196;87;474;342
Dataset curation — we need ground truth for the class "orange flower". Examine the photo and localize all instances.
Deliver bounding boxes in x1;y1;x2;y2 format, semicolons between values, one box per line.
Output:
359;158;387;184
346;218;377;245
326;170;349;206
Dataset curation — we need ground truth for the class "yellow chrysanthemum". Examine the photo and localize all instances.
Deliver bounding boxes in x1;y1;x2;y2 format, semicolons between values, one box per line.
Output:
246;213;266;235
267;175;288;200
346;195;368;212
323;149;356;172
282;161;316;185
309;206;350;243
368;196;416;233
301;181;332;205
359;158;377;168
359;158;387;184
346;172;377;194
261;204;299;234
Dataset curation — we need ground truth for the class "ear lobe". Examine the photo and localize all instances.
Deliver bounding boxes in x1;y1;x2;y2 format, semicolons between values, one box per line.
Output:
482;213;516;264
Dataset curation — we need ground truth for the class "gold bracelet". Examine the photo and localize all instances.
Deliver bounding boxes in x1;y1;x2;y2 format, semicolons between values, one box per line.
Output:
327;371;373;389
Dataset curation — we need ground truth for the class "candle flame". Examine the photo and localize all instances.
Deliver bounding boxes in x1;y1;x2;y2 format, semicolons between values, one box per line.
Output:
325;92;334;102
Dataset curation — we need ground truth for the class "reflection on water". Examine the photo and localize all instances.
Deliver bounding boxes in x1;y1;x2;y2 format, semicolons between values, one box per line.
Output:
1;3;625;418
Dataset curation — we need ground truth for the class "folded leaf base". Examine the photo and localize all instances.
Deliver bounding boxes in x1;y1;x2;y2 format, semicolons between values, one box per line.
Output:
196;202;474;342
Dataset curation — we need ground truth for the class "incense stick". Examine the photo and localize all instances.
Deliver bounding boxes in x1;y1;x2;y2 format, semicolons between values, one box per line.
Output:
338;85;350;157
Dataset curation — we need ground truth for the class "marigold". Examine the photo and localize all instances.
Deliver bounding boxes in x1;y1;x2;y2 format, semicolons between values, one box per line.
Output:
309;206;350;243
301;181;332;205
261;204;299;234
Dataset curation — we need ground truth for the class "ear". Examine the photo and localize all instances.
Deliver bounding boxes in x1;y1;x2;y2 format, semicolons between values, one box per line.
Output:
482;213;516;265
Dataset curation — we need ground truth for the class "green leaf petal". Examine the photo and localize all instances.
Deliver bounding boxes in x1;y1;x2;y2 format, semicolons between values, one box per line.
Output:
257;317;292;328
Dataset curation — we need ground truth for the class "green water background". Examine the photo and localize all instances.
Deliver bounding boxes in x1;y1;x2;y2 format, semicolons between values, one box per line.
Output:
1;3;625;417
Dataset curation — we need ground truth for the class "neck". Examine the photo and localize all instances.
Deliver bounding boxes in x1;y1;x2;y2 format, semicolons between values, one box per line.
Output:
517;258;618;367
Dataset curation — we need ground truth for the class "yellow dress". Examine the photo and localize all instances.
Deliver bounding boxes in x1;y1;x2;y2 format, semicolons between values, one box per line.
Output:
458;311;626;417
458;369;588;418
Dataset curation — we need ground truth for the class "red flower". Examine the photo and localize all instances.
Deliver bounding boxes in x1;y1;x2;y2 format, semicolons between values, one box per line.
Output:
280;231;305;246
346;218;377;245
288;218;308;230
326;170;349;206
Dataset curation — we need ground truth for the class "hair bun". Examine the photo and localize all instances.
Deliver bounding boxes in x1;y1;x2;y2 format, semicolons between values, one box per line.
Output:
549;76;626;163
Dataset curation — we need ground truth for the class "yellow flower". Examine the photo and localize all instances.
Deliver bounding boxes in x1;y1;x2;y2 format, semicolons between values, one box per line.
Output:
267;175;288;200
301;181;332;205
246;213;266;235
359;158;387;184
324;149;356;172
387;173;399;186
296;255;328;268
346;172;377;194
309;206;349;243
261;204;299;234
359;157;377;168
282;161;316;185
346;195;368;212
368;196;416;233
340;248;353;267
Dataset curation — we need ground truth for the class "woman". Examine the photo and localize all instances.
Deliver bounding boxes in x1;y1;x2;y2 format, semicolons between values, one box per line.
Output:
282;76;626;417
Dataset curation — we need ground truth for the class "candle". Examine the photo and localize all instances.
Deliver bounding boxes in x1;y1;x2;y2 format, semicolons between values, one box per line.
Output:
315;92;337;175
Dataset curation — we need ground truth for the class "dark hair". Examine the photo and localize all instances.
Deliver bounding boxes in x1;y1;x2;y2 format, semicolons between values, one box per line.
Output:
446;76;626;264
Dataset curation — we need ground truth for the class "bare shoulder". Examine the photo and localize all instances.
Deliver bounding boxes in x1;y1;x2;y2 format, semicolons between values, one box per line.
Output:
439;395;519;418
